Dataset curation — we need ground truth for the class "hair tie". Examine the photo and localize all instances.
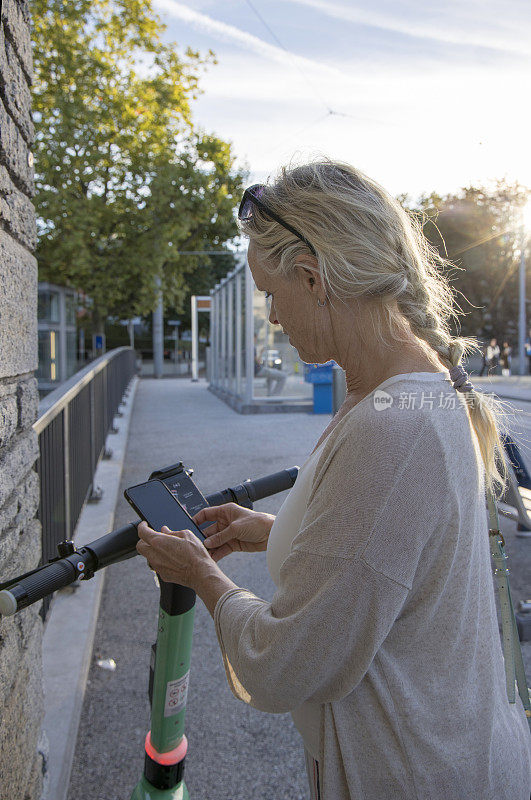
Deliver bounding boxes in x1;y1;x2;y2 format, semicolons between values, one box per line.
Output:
449;364;474;393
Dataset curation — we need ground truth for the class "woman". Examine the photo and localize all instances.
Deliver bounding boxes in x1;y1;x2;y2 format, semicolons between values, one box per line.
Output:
500;340;512;376
137;160;531;799
487;337;500;375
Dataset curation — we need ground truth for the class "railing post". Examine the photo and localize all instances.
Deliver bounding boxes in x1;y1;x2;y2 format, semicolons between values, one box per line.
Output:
63;404;71;540
103;363;108;435
89;380;96;476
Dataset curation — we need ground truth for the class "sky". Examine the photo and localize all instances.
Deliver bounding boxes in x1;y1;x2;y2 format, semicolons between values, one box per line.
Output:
151;0;531;201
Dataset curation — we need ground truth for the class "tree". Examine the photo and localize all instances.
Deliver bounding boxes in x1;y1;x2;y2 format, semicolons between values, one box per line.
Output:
32;0;245;333
140;135;245;314
402;181;531;340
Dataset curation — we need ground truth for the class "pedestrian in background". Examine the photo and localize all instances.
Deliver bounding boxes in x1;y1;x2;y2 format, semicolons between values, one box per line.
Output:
479;341;489;376
488;338;500;373
479;337;500;376
500;340;512;377
254;340;287;395
526;327;531;375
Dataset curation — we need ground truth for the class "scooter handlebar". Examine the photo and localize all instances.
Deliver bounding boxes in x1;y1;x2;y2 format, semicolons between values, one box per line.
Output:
205;466;299;507
0;523;139;617
0;553;84;616
0;467;299;616
245;466;299;502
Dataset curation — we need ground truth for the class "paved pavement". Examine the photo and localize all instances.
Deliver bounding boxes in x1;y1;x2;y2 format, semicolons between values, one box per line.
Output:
67;378;326;800
67;375;531;800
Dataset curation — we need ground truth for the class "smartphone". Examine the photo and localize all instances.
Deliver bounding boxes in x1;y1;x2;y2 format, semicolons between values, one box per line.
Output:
124;479;206;543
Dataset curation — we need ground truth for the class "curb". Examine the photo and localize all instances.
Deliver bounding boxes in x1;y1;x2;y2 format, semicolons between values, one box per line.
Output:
40;376;139;800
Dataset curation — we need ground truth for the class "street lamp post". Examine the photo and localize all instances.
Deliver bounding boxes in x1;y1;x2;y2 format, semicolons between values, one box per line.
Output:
153;272;164;379
518;224;527;375
518;202;531;376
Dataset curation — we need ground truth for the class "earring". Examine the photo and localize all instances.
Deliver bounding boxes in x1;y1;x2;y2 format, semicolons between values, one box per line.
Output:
317;298;327;307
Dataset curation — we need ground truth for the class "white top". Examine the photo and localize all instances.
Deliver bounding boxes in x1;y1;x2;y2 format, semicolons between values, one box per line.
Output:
267;371;452;758
267;440;326;587
214;371;531;799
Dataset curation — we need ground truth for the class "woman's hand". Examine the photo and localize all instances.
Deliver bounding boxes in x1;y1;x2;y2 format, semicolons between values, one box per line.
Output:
192;503;275;562
136;521;216;591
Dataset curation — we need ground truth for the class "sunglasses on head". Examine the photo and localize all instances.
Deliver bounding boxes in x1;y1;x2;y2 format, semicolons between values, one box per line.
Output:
238;184;316;256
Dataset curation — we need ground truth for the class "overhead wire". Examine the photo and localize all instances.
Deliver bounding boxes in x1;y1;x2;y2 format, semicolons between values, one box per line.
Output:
242;0;378;168
243;0;362;121
244;0;332;114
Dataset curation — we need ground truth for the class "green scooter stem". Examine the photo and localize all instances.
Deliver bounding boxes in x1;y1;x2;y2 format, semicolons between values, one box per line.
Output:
150;604;195;751
130;581;196;799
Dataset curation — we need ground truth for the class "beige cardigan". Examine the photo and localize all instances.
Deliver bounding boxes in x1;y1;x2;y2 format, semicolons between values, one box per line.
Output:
214;373;531;799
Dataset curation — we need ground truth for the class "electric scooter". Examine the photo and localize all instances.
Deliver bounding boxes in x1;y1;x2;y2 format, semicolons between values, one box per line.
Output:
0;462;299;799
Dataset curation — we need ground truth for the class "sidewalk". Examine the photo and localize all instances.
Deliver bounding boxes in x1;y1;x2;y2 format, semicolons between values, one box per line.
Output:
66;378;530;800
472;373;531;404
139;359;203;378
67;378;326;800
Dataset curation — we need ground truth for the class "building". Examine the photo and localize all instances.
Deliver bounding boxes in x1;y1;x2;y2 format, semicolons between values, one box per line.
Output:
37;282;78;395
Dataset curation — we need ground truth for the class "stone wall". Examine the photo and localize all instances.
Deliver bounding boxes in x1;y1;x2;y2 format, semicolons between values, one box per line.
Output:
0;0;44;798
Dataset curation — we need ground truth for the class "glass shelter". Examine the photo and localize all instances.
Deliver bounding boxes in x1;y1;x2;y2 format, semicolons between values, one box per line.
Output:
209;259;313;413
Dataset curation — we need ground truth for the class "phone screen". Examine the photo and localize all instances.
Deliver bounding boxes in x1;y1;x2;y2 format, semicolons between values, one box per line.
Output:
161;472;207;519
124;479;206;542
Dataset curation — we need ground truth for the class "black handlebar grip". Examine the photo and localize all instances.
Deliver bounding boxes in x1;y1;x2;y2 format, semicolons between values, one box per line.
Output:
204;488;234;508
245;467;299;502
0;557;79;615
205;468;299;508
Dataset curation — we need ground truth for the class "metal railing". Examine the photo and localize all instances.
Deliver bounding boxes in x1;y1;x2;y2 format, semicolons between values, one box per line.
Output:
34;347;137;619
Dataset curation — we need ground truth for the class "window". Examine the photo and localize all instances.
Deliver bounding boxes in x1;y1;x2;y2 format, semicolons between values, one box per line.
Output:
38;290;60;323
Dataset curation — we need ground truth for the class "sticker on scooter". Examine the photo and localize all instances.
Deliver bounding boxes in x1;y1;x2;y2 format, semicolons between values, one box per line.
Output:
164;670;189;717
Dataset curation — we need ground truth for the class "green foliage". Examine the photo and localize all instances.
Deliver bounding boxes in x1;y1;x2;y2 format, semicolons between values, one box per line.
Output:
32;0;246;331
402;181;531;340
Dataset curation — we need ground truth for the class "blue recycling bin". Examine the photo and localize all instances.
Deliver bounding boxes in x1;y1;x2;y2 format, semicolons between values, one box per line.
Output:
304;361;334;414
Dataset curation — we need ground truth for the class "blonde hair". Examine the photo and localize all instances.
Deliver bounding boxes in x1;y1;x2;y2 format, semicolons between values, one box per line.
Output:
239;158;507;497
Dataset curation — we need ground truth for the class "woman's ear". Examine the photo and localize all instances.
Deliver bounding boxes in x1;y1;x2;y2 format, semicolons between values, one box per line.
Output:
294;256;326;302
